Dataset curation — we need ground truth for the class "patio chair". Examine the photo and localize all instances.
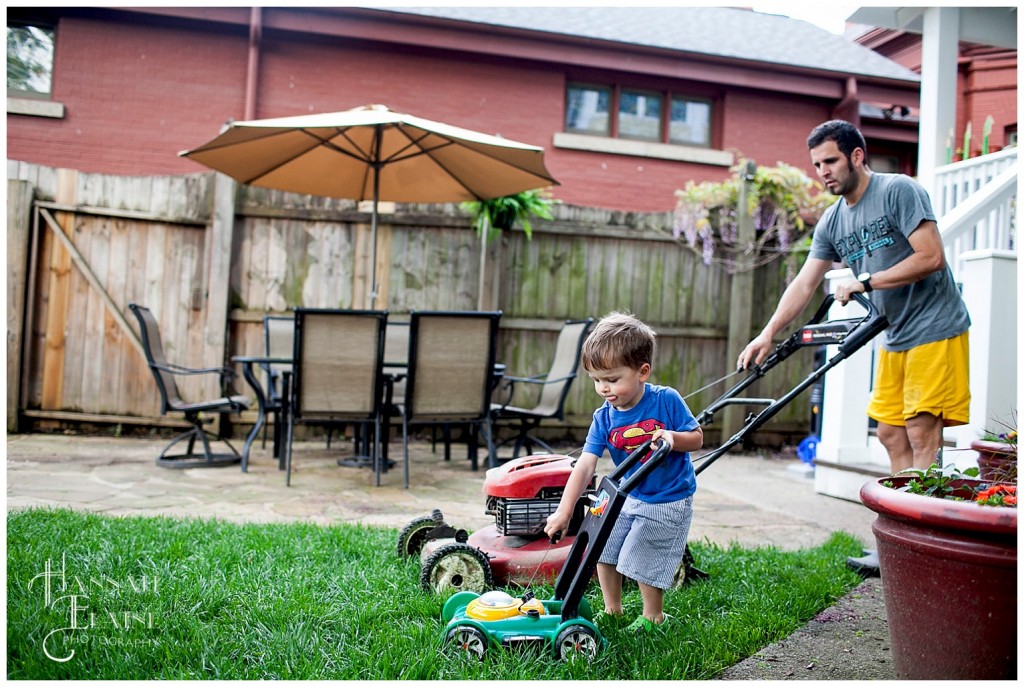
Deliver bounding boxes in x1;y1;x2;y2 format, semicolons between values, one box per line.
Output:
395;311;502;488
383;318;462;460
128;303;250;469
491;318;593;462
260;314;294;457
284;308;388;486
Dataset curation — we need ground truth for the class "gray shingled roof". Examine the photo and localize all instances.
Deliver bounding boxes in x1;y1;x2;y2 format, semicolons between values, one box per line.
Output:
377;6;920;83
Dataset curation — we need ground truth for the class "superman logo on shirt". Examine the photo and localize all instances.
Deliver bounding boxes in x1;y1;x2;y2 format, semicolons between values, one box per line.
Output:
608;418;664;458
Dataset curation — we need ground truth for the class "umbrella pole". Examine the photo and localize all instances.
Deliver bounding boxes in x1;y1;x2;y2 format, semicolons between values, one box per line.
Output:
477;215;489;310
369;139;382;310
369;190;379;310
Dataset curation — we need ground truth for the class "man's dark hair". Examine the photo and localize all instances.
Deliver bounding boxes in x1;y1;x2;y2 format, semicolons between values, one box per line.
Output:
807;120;867;159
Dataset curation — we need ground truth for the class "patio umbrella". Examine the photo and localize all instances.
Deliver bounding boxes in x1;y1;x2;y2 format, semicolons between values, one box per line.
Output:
180;104;558;308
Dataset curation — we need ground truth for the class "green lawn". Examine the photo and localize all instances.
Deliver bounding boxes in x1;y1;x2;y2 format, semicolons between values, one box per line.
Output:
7;507;864;679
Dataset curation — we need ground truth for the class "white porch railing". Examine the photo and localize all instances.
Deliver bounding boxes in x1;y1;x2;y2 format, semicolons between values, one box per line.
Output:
814;148;1019;502
933;146;1017;282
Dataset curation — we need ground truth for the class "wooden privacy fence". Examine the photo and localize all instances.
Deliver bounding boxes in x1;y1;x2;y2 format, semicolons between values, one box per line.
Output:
7;162;815;443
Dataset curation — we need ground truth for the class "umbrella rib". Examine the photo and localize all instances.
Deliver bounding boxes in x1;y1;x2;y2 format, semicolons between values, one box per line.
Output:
235;127;378;187
385;127;556;198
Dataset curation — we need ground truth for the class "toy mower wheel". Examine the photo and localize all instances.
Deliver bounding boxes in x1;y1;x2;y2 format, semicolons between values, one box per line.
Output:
554;623;599;661
396;515;439;557
421;542;493;595
445;625;488;660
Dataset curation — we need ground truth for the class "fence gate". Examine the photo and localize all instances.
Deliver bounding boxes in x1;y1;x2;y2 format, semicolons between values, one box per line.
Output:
14;170;221;430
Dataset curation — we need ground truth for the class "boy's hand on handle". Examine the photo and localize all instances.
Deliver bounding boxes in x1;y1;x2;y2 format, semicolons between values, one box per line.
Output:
544;509;571;542
650;429;674;452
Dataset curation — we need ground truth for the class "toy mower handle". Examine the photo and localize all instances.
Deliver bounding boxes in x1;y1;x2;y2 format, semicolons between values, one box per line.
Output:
605;438;673;493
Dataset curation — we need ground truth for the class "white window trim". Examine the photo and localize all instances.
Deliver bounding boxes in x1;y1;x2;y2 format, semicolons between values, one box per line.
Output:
553;132;733;167
8;96;64;118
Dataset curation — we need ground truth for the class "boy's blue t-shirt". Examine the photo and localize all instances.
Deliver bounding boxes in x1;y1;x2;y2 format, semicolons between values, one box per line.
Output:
583;383;699;504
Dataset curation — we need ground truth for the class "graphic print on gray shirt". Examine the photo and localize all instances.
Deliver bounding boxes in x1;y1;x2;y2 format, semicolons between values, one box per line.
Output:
809;173;970;351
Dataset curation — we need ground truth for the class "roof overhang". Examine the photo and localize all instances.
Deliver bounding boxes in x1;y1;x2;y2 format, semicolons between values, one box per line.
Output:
848;6;1017;49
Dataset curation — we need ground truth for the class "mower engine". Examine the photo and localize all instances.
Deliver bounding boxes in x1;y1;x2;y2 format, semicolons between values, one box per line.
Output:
483;454;593;538
399;453;595;595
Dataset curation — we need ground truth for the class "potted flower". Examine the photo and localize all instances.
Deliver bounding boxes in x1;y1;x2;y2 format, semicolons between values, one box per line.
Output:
859;463;1017;679
971;413;1017;482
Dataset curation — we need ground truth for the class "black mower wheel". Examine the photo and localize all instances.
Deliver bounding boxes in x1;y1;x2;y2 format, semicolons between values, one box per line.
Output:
445;625;488;660
554;623;599;661
420;542;493;595
396;515;438;557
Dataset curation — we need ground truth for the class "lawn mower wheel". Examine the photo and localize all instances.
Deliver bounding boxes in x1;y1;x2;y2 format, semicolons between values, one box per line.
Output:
555;623;599;661
397;515;440;557
445;625;488;660
421;542;493;594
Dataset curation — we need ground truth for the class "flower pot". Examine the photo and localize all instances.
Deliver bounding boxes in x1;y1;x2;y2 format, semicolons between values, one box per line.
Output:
859;476;1017;680
971;439;1017;482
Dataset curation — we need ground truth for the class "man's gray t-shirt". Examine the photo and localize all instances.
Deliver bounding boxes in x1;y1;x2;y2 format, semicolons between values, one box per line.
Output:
809;173;970;351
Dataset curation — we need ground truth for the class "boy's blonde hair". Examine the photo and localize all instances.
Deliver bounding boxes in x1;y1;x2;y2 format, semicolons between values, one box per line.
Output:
581;311;656;371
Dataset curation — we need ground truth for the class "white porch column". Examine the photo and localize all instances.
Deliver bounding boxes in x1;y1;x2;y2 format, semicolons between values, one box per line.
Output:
946;250;1018;466
917;7;960;198
814;269;891;502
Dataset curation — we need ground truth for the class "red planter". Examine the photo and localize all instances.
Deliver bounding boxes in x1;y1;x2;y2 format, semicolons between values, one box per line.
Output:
860;476;1017;680
971;439;1017;482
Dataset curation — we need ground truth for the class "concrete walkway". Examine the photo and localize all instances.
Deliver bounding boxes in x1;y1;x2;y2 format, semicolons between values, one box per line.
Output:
5;432;893;679
6;433;876;549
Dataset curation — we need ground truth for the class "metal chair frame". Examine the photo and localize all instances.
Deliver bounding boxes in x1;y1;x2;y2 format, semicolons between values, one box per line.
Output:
283;308;388;486
492;318;594;462
395;310;502;488
128;302;250;469
261;314;294;456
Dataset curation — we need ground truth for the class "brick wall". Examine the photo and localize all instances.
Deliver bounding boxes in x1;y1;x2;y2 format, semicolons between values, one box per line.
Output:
8;10;864;212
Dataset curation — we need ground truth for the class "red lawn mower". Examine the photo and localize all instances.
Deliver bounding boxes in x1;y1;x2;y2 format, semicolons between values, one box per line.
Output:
398;293;887;596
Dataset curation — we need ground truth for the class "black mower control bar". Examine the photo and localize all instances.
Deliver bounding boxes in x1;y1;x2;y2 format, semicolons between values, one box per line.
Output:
693;292;887;475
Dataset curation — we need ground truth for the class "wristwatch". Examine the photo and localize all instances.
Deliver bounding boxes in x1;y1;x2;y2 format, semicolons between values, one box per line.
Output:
857;272;873;292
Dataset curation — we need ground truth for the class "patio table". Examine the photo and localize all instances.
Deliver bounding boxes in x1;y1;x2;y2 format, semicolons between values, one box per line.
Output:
232;355;291;472
233;356;505;475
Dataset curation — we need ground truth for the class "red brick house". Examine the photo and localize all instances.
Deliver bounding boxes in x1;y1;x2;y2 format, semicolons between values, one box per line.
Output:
7;6;923;212
852;24;1017;162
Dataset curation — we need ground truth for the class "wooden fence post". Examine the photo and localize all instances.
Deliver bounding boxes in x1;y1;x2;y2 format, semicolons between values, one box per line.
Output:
7;181;34;432
722;160;757;440
206;173;237;434
40;169;78;411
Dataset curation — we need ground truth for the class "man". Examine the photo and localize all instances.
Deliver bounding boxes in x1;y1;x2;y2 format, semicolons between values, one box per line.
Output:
738;120;970;574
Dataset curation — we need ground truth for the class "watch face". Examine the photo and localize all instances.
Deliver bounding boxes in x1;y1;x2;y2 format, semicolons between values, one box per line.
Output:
857;272;870;282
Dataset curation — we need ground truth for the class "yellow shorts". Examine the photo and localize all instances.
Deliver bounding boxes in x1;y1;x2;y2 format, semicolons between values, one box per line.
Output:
866;331;970;427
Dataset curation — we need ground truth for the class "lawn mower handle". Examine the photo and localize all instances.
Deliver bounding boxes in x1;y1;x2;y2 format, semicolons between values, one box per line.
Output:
694;292;883;425
693;292;887;475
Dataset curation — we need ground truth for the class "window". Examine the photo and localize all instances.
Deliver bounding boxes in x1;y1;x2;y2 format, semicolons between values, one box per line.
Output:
566;84;610;136
869;155;900;174
565;82;713;148
618;90;661;141
7;22;54;98
669;97;711;147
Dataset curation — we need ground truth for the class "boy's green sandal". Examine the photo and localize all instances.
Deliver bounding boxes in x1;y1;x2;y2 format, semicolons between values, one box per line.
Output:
626;613;672;633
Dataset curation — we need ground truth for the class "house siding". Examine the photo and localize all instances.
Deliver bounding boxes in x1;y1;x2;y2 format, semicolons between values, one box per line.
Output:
8;15;248;176
7;7;922;212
